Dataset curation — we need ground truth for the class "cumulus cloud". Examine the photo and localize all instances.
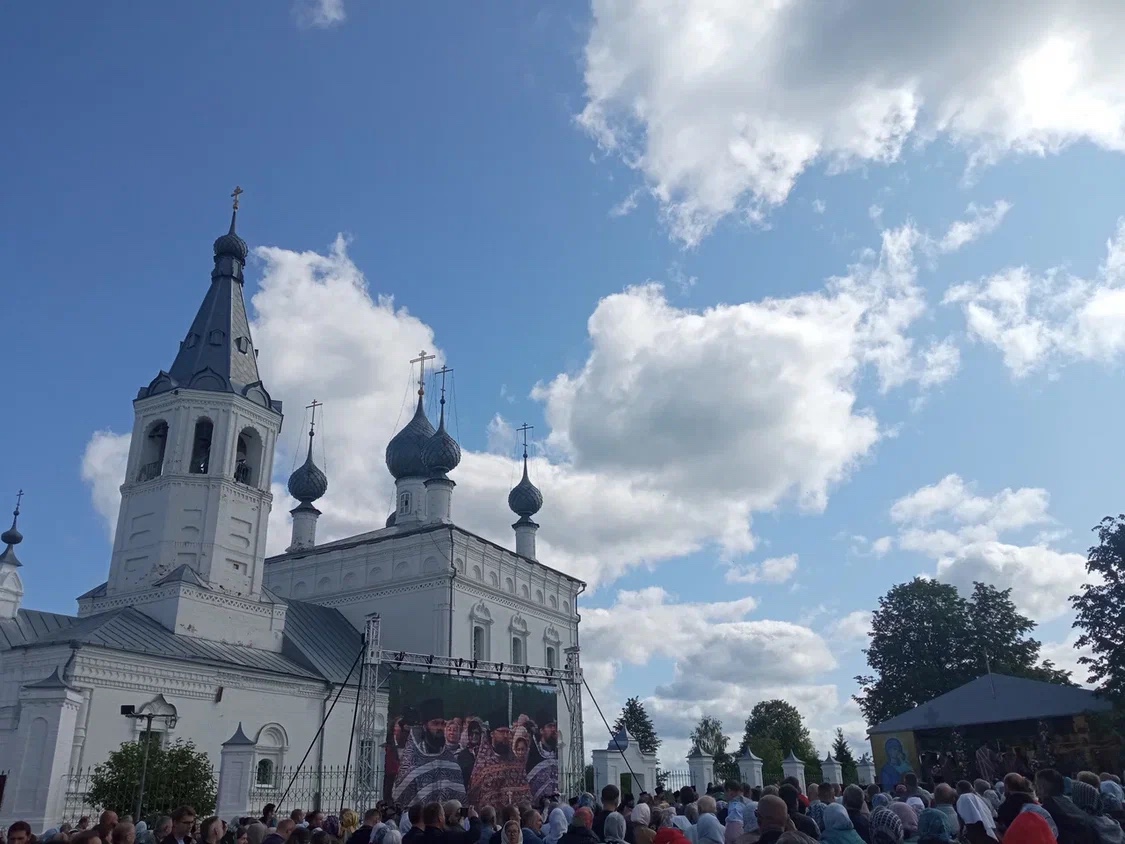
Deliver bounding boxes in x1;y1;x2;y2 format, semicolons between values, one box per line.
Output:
936;201;1013;254
889;474;1087;621
725;554;798;585
80;431;131;541
829;610;873;644
294;0;345;28
945;218;1125;376
580;1;1125;243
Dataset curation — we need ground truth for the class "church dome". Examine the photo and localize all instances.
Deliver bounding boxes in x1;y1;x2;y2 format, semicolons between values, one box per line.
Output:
385;511;397;528
385;396;435;480
288;452;328;504
422;418;461;475
214;229;248;262
508;463;543;518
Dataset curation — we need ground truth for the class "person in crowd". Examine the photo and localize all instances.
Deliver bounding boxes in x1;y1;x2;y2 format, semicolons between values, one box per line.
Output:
1018;806;1059;840
998;775;1038;833
697;798;725;844
812;785;836;832
305;816;324;834
134;824;152;844
521;810;545;844
887;805;917;843
245;824;265;844
595;787;633;844
1070;780;1122;844
418;803;445;844
928;785;959;842
385;833;403;844
1005;810;1058;844
263;819;294;844
502;825;523;844
842;786;872;844
868;809;903;844
1037;769;1097;844
777;786;818;840
903;776;930;809
653;810;688;844
321;819;340;841
341;812;359;842
544;810;567;844
347;810;382;844
631;804;655;844
261;810;277;830
7;822;32;844
559;809;597;844
491;809;523;844
820;804;867;844
726;782;748;844
440;802;469;844
290;816;305;831
400;805;424;844
749;795;791;844
955;790;998;844
97;812;121;844
915;810;951;844
164;808;198;844
199;819;223;844
289;830;313;844
112;824;136;844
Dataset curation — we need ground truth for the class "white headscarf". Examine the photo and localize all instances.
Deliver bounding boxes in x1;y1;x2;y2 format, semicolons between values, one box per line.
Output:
696;813;725;844
546;809;567;844
632;804;652;827
956;794;998;841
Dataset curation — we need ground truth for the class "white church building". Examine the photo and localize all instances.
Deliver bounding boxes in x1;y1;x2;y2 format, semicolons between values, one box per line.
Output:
0;200;584;830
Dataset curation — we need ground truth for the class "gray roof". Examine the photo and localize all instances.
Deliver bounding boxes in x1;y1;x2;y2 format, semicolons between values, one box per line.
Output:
24;666;76;691
154;564;206;587
223;722;256;746
783;751;804;763
508;458;544;519
869;673;1112;735
77;582;107;600
0;601;362;686
137;210;280;414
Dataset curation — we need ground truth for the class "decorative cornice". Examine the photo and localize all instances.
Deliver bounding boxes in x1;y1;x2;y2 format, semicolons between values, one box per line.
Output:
314;576;452;608
469;600;493;625
457;580;576;625
543;624;561;644
509;613;529;636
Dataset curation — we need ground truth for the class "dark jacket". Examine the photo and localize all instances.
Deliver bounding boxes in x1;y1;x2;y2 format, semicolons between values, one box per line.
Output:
757;831;785;844
593;811;634;844
404;829;425;844
558;826;600;844
347;827;375;844
996;794;1035;831
263;835;284;844
791;814;821;840
846;810;871;844
522;829;546;844
444;820;482;844
1044;796;1098;844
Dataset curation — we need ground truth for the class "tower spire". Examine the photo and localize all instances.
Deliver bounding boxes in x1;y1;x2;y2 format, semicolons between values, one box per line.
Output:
287;400;329;552
1;489;24;565
0;489;24;619
508;424;543;560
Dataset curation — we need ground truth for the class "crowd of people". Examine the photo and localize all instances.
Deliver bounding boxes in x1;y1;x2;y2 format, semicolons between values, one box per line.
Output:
7;767;1125;844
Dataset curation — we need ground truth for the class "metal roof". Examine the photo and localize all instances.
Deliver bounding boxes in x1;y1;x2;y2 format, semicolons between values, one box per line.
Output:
280;600;364;684
869;673;1112;734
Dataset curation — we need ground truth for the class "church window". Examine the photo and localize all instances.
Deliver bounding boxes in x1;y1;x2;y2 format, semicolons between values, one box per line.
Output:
183;333;199;349
235;427;263;487
546;646;557;671
256;759;275;786
399;491;411;514
512;636;524;666
208;329;225;345
190;418;214;474
548;595;558;609
235;336;251;354
472;625;486;661
138;420;168;482
521;584;530;599
505;577;514;594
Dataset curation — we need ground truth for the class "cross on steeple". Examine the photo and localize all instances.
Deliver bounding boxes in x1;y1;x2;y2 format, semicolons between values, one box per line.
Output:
410;350;436;397
231;186;244;211
306;399;322;435
435;365;453;403
516;423;534;459
13;489;23;515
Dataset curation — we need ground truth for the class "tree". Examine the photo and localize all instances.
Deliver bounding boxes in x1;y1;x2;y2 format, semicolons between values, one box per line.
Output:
739;700;820;782
87;736;216;821
613;697;661;756
690;714;738;783
831;728;858;785
1072;515;1125;699
855;578;1070;726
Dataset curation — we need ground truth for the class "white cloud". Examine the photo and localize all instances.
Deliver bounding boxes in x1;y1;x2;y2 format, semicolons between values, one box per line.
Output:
812;199;827;215
889;474;1087;620
945;218;1125;376
610;189;641;218
82;223;952;592
1040;632;1095;687
80;431;131;541
829;610;873;644
870;536;893;557
725;554;798;584
295;0;345;28
580;1;1125;243
936;201;1012;253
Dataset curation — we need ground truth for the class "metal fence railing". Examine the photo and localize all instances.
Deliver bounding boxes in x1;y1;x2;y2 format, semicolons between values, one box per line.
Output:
657;769;693;794
61;764;218;827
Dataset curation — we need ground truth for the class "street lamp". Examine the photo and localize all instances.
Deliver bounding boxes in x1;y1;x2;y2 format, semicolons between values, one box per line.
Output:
121;704;179;821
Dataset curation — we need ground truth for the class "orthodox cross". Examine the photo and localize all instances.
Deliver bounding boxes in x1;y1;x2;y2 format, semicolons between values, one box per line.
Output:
410;350;436;396
231;186;244;211
435;365;453;402
516;423;534;459
13;489;23;515
306;399;322;436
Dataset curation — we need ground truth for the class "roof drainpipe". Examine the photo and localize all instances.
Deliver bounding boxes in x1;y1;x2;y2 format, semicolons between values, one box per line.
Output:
448;526;456;657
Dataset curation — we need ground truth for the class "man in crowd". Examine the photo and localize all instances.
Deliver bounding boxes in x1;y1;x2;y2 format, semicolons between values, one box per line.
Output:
753;795;791;844
420;802;447;844
594;785;633;844
163;807;197;844
778;784;819;839
724;781;749;844
559;809;597;844
97;811;120;844
263;818;295;844
402;805;425;844
842;786;871;844
346;810;382;844
6;822;31;844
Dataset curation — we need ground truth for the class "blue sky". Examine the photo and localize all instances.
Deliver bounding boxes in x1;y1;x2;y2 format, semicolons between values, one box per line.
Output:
5;0;1125;762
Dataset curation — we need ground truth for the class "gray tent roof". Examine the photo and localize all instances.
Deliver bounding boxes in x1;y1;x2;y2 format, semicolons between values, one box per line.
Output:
869;673;1111;735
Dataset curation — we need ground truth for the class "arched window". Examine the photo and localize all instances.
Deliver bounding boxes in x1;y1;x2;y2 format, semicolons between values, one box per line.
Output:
473;626;486;661
235;427;263;487
399;491;411;514
546;646;557;671
190;418;214;474
256;758;274;786
512;636;523;666
138;420;169;482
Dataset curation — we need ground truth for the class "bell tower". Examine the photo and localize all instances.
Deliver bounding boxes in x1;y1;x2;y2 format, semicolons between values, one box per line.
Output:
94;190;286;648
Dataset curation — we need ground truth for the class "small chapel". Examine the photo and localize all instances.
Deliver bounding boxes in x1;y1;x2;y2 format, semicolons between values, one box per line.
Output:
0;197;584;830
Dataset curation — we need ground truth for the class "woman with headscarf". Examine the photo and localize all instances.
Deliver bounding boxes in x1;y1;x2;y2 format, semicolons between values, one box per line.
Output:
1070;780;1123;844
1006;810;1059;844
654;810;689;844
872;796;891;812
671;814;696;844
889;804;918;843
869;808;904;844
1102;783;1125;817
696;812;725;844
632;804;656;844
599;814;625;844
906;801;925;818
821;804;867;844
135;823;153;844
955;792;999;844
916;810;951;844
545;809;568;844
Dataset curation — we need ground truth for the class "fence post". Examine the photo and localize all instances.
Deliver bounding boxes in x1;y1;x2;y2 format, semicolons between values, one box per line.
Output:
217;723;257;821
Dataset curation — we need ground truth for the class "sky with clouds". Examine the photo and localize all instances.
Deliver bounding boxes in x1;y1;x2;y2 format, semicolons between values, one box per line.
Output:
4;0;1125;765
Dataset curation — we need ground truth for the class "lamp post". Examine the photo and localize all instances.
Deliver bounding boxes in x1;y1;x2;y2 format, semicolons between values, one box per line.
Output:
121;704;178;822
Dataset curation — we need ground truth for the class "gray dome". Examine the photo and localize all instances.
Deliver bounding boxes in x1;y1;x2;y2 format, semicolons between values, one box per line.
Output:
385;511;397;528
508;462;543;518
214;229;248;262
288;452;328;503
385;396;435;480
422;416;461;475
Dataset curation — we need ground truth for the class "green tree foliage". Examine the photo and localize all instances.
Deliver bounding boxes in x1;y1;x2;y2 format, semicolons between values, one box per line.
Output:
690;714;739;783
87;736;216;821
855;578;1071;725
831;728;858;785
1072;516;1125;699
739;700;820;782
613;696;661;756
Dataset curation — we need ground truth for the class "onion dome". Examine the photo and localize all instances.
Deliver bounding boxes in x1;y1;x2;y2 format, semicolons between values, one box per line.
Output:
214;205;249;262
288;451;328;504
508;458;543;519
1;491;23;567
385;396;435;480
421;397;461;475
385;511;397;528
